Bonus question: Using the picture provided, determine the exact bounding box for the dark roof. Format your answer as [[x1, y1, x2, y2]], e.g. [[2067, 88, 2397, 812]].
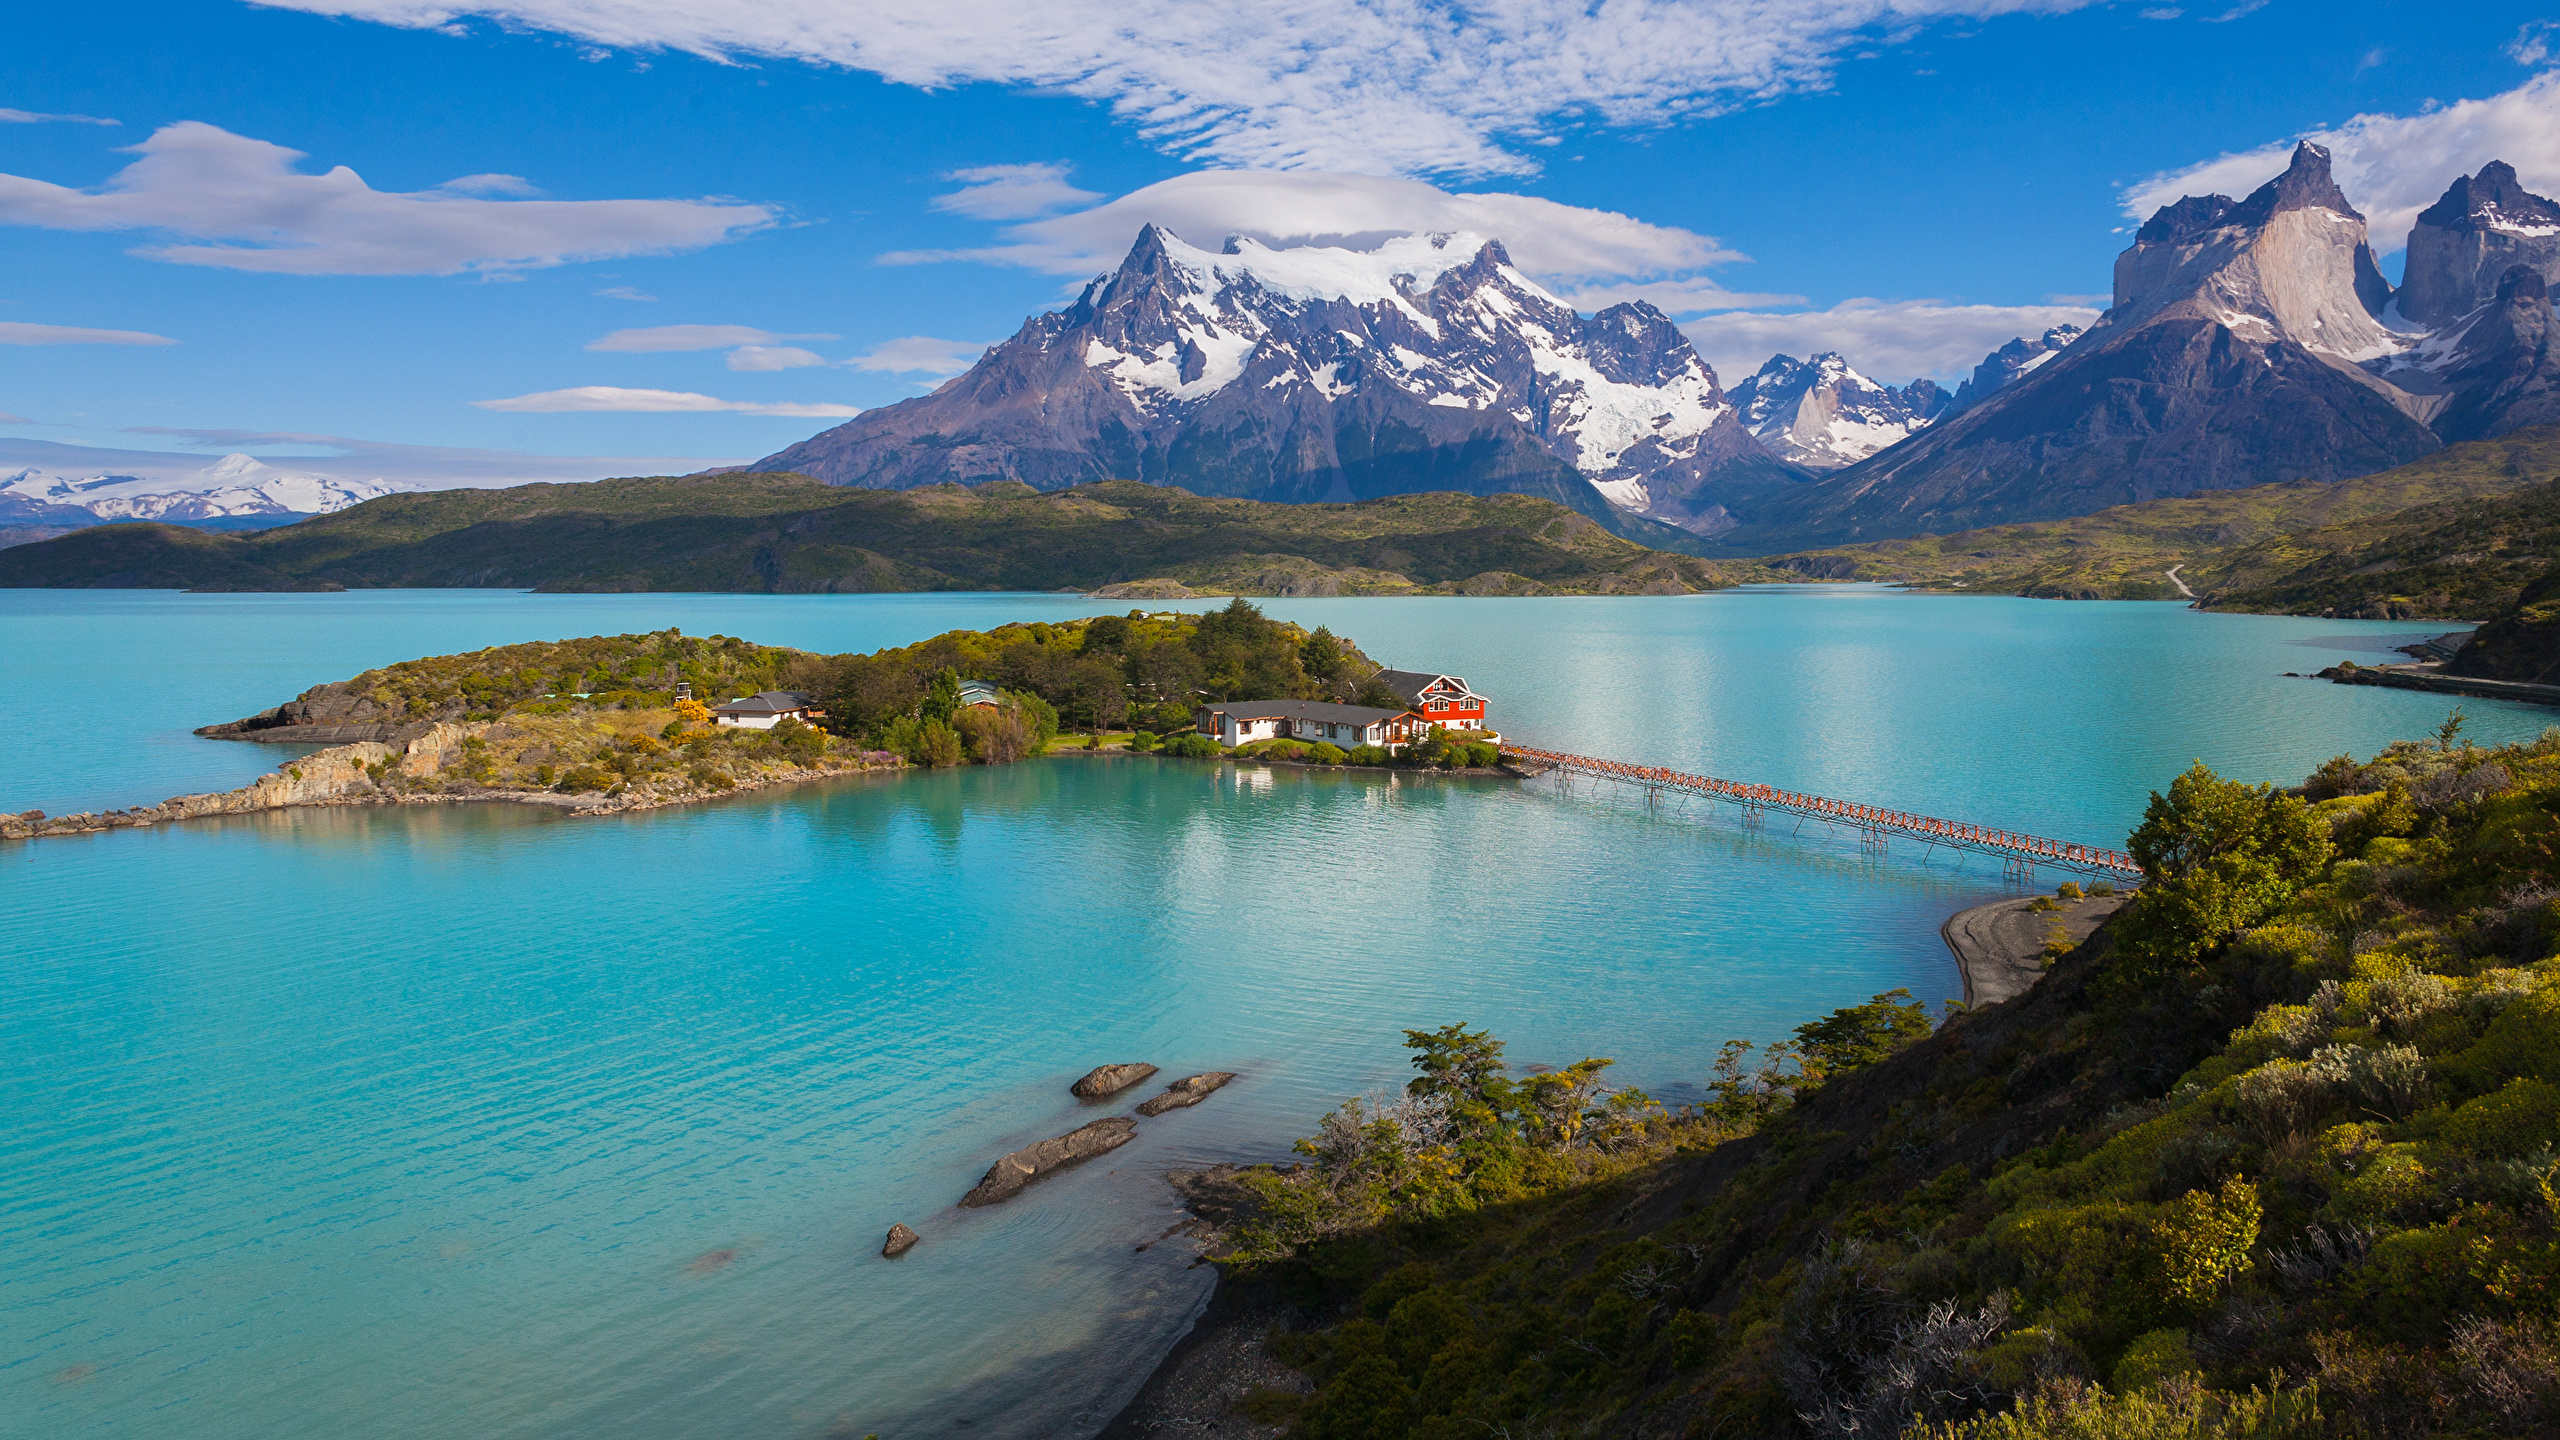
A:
[[1199, 699, 1409, 725], [1373, 669, 1475, 705], [713, 690, 817, 715]]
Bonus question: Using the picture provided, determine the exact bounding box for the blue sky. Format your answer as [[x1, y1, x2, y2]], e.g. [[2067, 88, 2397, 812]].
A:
[[4, 0, 2557, 477]]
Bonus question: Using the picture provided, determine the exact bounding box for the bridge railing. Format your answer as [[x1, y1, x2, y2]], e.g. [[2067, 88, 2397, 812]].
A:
[[1499, 744, 2143, 880]]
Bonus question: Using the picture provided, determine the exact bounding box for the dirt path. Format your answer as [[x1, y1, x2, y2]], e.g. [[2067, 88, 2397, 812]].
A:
[[2164, 564, 2195, 598]]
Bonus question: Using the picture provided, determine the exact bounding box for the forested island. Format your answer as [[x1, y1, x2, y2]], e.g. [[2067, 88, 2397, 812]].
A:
[[0, 601, 1494, 840], [1113, 730, 2560, 1438]]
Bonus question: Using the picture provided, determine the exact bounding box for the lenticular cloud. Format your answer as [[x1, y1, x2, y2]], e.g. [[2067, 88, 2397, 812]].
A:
[[254, 0, 2104, 177], [0, 121, 778, 276]]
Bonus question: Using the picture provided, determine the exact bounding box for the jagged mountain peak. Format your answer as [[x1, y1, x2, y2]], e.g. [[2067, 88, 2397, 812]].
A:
[[1728, 350, 1947, 470], [753, 224, 1795, 543], [2402, 160, 2560, 326], [2416, 160, 2560, 233]]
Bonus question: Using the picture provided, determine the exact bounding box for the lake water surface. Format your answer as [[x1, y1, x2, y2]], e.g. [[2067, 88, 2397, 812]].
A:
[[2, 587, 2545, 1438]]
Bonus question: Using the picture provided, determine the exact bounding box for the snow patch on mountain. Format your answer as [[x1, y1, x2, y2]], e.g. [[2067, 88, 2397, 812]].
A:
[[1727, 353, 1948, 469], [0, 453, 412, 522]]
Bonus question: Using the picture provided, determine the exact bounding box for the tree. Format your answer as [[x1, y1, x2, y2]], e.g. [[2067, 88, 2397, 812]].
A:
[[1791, 989, 1931, 1085], [2438, 706, 2468, 752], [921, 667, 964, 725], [913, 718, 964, 768], [1302, 625, 1346, 681], [2120, 762, 2333, 966], [1403, 1023, 1516, 1140]]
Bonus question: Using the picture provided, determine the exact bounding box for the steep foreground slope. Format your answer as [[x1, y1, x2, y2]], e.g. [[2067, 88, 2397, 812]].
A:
[[0, 473, 1758, 595], [754, 226, 1799, 543], [1119, 738, 2560, 1437]]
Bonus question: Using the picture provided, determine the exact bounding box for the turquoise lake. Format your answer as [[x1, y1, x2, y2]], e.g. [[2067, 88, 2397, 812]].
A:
[[3, 587, 2548, 1438]]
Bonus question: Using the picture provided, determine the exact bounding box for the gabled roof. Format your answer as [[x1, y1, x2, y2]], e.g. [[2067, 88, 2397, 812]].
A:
[[957, 678, 1001, 703], [1199, 699, 1411, 725], [1374, 669, 1476, 705], [713, 691, 817, 715]]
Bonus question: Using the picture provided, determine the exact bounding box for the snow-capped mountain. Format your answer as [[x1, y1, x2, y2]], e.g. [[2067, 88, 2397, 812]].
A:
[[1727, 353, 1949, 469], [0, 453, 408, 526], [755, 225, 1797, 539], [1698, 143, 2560, 553], [1944, 326, 2083, 415]]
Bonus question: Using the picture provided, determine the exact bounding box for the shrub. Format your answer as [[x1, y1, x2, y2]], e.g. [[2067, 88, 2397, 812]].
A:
[[913, 719, 965, 768], [2111, 1328, 2200, 1391], [554, 764, 612, 793], [2238, 1059, 2332, 1140], [1158, 732, 1222, 759], [2117, 763, 2333, 969], [688, 763, 734, 790], [2151, 1178, 2261, 1311], [2445, 1079, 2560, 1157], [1309, 742, 1348, 765], [1345, 744, 1392, 767], [2057, 882, 2083, 900], [954, 705, 1032, 764]]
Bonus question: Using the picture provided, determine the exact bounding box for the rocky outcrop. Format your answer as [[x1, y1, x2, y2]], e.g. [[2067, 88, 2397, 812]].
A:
[[2450, 565, 2560, 685], [1071, 1062, 1159, 1098], [1136, 1072, 1238, 1116], [2399, 162, 2560, 327], [959, 1117, 1138, 1206], [197, 677, 441, 744], [881, 1223, 920, 1258], [2382, 266, 2560, 443], [1728, 353, 1949, 469], [753, 225, 1792, 544]]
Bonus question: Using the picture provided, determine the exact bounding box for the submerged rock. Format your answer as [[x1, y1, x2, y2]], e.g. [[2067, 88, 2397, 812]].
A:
[[961, 1117, 1138, 1207], [1136, 1072, 1238, 1116], [1071, 1062, 1158, 1098], [881, 1223, 919, 1258]]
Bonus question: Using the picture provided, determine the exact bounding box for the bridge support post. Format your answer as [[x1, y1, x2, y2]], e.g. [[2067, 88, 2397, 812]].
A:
[[2004, 856, 2037, 887]]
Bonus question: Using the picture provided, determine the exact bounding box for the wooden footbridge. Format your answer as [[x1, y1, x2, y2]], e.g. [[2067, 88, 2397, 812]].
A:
[[1499, 744, 2143, 882]]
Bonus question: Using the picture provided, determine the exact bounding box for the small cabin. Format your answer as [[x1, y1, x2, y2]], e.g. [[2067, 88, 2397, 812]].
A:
[[1375, 670, 1490, 733], [712, 691, 826, 730]]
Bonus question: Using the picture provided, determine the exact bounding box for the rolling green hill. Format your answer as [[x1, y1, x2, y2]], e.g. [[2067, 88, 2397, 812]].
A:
[[1766, 427, 2560, 612], [0, 473, 1765, 596]]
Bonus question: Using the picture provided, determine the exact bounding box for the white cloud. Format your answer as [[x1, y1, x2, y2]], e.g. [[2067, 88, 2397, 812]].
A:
[[2122, 71, 2560, 252], [586, 323, 837, 352], [255, 0, 2106, 178], [932, 163, 1104, 220], [1681, 298, 2100, 385], [844, 336, 994, 375], [472, 386, 860, 416], [2512, 23, 2558, 67], [0, 321, 176, 345], [86, 428, 741, 485], [885, 169, 1747, 289], [1546, 276, 1806, 316], [0, 108, 118, 126], [0, 121, 778, 276], [593, 285, 657, 301], [727, 345, 828, 370]]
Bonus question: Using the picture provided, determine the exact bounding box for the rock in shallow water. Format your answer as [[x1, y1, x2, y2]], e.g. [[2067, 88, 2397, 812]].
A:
[[1070, 1062, 1158, 1098], [961, 1117, 1138, 1207], [881, 1223, 919, 1258], [1136, 1072, 1237, 1117]]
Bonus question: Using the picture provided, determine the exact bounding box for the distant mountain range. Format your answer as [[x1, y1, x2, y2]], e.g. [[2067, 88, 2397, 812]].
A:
[[1727, 353, 1948, 469], [1690, 145, 2560, 553], [753, 227, 1801, 547], [0, 452, 408, 546]]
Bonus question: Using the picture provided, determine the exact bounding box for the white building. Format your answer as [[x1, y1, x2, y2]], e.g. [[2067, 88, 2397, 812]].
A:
[[712, 691, 826, 730], [1194, 700, 1426, 749]]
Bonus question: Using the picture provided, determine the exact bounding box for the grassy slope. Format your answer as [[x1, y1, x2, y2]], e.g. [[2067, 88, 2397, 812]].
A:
[[1764, 427, 2560, 610], [0, 475, 1768, 595], [1186, 737, 2560, 1438]]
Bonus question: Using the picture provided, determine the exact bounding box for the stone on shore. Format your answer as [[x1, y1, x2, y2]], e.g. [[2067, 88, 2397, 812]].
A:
[[881, 1223, 920, 1258], [961, 1117, 1138, 1207], [1071, 1062, 1158, 1098], [1136, 1072, 1237, 1116]]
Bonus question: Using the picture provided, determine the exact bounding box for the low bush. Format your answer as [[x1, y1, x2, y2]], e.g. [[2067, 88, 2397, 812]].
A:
[[1345, 744, 1392, 767], [554, 764, 611, 793], [1309, 742, 1348, 765], [1158, 732, 1222, 759]]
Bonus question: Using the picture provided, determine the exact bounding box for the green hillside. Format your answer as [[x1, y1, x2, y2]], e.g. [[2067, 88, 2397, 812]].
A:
[[0, 473, 1764, 596], [1138, 734, 2560, 1437], [1766, 427, 2560, 611]]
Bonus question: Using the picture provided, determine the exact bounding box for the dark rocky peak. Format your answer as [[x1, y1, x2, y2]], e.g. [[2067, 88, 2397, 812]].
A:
[[2502, 263, 2550, 304], [2416, 161, 2560, 231], [2132, 144, 2360, 249], [1946, 325, 2083, 415], [2136, 194, 2239, 246], [1576, 300, 1703, 387], [2224, 142, 2362, 227]]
